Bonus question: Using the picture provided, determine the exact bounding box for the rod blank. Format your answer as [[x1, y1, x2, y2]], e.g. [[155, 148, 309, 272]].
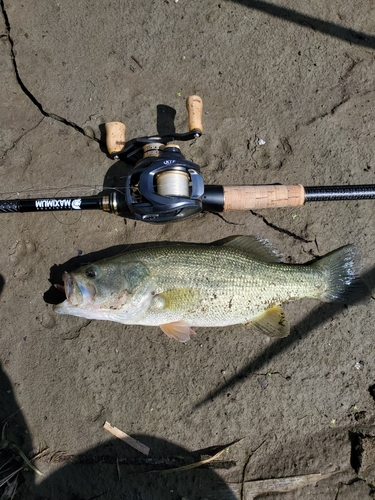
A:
[[0, 197, 104, 213], [2, 184, 375, 219], [304, 185, 375, 201]]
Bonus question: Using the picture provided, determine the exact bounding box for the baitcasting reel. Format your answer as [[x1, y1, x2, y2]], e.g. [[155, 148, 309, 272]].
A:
[[1, 95, 375, 222], [103, 96, 207, 222]]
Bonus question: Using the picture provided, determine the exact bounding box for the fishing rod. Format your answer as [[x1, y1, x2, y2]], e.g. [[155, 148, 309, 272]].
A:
[[1, 95, 375, 223]]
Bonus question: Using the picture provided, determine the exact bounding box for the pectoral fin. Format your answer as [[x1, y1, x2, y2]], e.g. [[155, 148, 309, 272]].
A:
[[160, 321, 196, 343], [246, 305, 289, 338]]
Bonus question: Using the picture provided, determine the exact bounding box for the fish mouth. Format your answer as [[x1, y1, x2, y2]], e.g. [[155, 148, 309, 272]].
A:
[[55, 271, 97, 308], [54, 272, 82, 307], [64, 272, 74, 300], [57, 272, 74, 302]]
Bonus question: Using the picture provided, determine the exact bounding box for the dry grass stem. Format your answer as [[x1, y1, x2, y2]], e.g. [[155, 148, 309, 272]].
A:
[[103, 421, 150, 456]]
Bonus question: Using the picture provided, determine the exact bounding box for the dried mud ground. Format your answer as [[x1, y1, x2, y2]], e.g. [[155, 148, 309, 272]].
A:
[[1, 1, 375, 499]]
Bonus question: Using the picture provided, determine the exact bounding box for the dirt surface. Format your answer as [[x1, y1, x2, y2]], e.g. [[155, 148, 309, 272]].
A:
[[1, 1, 375, 498]]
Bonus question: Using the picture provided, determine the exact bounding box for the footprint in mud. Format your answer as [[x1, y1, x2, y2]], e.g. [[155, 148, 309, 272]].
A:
[[8, 239, 42, 280], [188, 133, 213, 169], [40, 311, 56, 329], [251, 135, 292, 170]]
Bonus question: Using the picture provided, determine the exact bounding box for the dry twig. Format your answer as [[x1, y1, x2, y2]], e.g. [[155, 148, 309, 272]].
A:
[[103, 421, 150, 456]]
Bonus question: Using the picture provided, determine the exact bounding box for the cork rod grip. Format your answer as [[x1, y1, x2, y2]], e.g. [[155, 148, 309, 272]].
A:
[[223, 185, 306, 210], [105, 121, 126, 155], [186, 95, 203, 132]]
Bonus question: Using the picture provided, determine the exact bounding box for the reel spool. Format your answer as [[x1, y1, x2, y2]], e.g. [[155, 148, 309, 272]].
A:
[[156, 170, 190, 198], [154, 144, 190, 198], [122, 143, 204, 222]]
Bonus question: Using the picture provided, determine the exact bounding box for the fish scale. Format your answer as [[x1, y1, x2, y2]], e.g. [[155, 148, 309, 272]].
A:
[[54, 236, 363, 343]]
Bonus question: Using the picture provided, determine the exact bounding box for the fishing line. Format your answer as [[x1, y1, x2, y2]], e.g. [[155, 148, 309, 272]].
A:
[[0, 184, 104, 198], [3, 95, 375, 223], [52, 186, 85, 225]]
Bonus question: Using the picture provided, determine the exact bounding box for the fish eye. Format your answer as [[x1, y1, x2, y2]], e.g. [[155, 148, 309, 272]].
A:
[[85, 266, 98, 279]]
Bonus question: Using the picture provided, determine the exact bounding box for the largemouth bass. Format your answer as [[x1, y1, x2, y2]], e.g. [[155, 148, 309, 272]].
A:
[[54, 236, 363, 342]]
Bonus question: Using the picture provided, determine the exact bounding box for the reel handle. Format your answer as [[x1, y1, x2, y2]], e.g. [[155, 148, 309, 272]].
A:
[[186, 95, 203, 133], [105, 121, 126, 157], [222, 184, 305, 210]]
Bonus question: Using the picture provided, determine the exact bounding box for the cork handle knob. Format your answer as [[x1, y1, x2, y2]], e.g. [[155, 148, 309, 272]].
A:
[[105, 121, 126, 156], [223, 185, 306, 210], [186, 95, 203, 133]]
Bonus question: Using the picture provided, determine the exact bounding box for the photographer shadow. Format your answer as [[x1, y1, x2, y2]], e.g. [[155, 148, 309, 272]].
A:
[[1, 362, 237, 499]]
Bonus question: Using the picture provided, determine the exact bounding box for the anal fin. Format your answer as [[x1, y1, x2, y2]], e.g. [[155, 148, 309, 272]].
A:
[[246, 305, 289, 338], [160, 321, 196, 343]]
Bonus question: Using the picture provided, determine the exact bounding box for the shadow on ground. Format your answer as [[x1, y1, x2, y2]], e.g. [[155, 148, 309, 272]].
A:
[[232, 0, 375, 48], [0, 363, 237, 500], [24, 439, 238, 500], [195, 264, 375, 408]]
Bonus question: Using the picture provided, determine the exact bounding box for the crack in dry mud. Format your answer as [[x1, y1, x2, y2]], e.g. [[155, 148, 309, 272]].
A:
[[240, 439, 268, 500], [302, 86, 375, 130], [249, 210, 312, 243], [62, 320, 92, 340], [2, 117, 45, 156], [211, 210, 313, 244], [348, 430, 375, 495], [210, 212, 244, 225], [0, 0, 99, 143], [304, 97, 351, 127]]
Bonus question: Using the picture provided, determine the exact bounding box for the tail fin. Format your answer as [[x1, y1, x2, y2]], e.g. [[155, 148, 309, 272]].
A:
[[312, 245, 367, 303]]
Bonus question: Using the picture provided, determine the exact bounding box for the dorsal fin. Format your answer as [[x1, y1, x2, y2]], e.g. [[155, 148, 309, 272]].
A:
[[215, 236, 282, 263]]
